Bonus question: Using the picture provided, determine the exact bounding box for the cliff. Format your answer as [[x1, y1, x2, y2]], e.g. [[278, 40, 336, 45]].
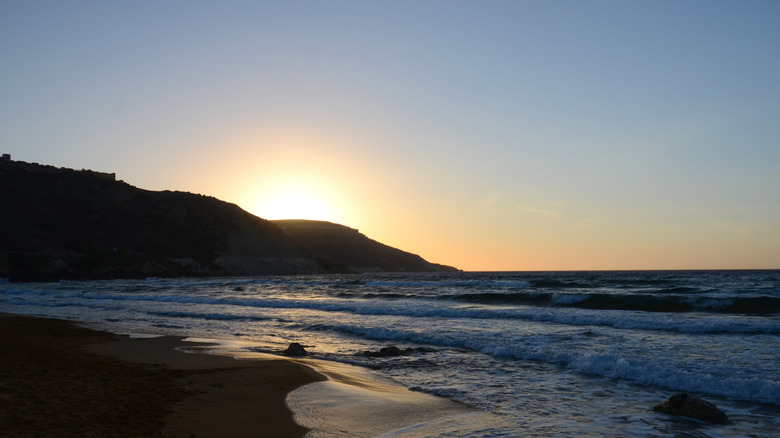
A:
[[0, 158, 456, 281], [273, 220, 458, 273]]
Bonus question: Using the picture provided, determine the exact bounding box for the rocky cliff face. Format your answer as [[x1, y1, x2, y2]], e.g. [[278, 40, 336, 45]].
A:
[[0, 159, 456, 281], [273, 220, 458, 273]]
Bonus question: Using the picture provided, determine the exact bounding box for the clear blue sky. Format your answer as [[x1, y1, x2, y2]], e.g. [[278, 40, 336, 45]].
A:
[[2, 1, 779, 270]]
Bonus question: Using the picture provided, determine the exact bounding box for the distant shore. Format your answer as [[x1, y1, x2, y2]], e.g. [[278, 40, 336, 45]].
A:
[[0, 312, 477, 437]]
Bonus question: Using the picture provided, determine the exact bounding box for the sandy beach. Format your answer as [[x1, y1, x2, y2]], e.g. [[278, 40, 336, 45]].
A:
[[0, 312, 477, 437], [0, 312, 325, 437]]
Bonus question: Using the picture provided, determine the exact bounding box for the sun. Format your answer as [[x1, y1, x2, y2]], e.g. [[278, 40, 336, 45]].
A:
[[256, 190, 335, 221]]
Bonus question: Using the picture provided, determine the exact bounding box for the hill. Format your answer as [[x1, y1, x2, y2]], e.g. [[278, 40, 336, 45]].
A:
[[0, 157, 456, 281], [274, 220, 458, 273]]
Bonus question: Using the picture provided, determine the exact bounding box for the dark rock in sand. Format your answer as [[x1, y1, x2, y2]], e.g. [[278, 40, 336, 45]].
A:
[[283, 342, 308, 357], [653, 393, 728, 424]]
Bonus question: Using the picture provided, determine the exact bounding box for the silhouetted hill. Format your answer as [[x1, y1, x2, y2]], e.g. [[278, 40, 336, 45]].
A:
[[273, 220, 458, 273], [0, 159, 325, 280], [0, 158, 456, 281]]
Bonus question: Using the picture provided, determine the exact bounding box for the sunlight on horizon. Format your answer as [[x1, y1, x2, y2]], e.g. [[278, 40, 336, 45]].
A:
[[255, 190, 335, 221]]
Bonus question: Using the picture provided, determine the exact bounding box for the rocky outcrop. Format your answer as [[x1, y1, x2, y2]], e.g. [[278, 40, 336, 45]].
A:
[[274, 220, 459, 273], [653, 393, 728, 424]]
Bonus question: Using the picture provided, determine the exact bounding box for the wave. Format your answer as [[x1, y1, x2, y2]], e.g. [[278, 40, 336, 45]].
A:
[[528, 280, 594, 289], [446, 291, 780, 314], [365, 279, 533, 289], [3, 288, 778, 335], [319, 323, 780, 405], [568, 352, 780, 404], [146, 310, 267, 321]]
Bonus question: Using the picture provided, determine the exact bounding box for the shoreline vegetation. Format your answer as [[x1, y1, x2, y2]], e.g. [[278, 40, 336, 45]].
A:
[[0, 312, 476, 437]]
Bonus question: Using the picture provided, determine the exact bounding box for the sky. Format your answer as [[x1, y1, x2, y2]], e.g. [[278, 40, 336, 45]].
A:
[[2, 1, 779, 271]]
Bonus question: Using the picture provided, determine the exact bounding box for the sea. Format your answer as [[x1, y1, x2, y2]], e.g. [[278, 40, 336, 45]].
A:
[[2, 270, 779, 437]]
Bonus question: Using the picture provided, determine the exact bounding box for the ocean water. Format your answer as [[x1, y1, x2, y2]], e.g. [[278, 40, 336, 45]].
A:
[[2, 270, 779, 437]]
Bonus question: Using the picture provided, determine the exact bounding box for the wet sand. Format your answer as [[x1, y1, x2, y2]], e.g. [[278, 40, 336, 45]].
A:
[[0, 313, 481, 437], [287, 359, 484, 437]]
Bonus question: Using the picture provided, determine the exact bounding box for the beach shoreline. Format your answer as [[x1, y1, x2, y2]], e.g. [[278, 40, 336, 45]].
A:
[[0, 312, 478, 437], [286, 358, 480, 437], [3, 271, 778, 437]]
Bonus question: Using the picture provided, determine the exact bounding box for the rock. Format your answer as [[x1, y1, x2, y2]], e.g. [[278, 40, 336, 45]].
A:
[[653, 393, 728, 424], [363, 345, 437, 358], [380, 346, 404, 356], [364, 345, 404, 357], [283, 342, 308, 357]]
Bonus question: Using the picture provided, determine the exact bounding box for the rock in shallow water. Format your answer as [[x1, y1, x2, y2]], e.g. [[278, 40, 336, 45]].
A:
[[653, 393, 728, 424], [283, 342, 308, 357], [363, 345, 437, 358]]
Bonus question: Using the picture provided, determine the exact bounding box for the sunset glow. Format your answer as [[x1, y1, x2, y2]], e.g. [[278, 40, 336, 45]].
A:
[[255, 190, 333, 221], [2, 1, 779, 271]]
